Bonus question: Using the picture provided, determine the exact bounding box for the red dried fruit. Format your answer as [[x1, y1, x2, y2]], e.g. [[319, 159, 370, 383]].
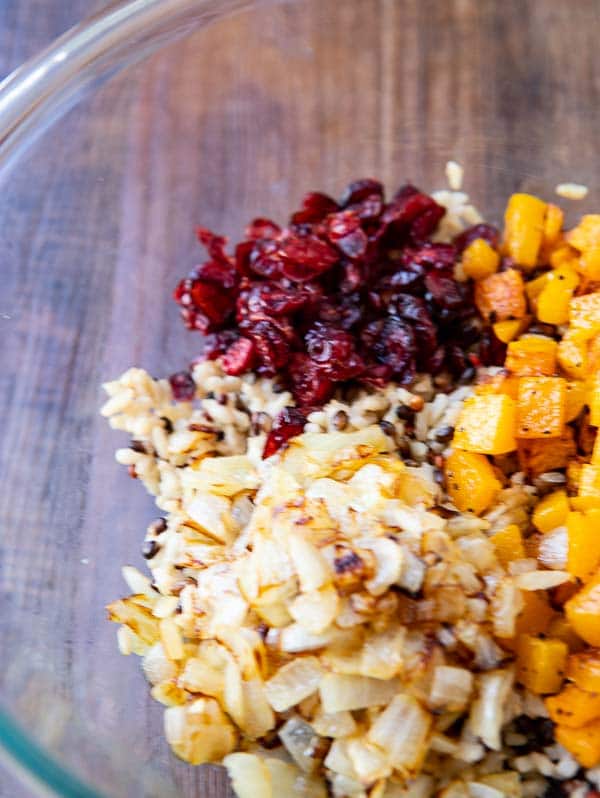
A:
[[221, 337, 255, 375], [174, 179, 494, 405], [453, 223, 500, 254], [169, 371, 196, 401], [291, 192, 339, 225], [263, 407, 307, 458]]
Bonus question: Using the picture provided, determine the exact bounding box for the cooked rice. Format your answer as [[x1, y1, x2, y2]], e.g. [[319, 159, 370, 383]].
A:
[[555, 183, 589, 200]]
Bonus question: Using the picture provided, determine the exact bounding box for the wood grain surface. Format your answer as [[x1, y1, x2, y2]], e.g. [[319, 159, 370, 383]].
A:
[[1, 1, 600, 796]]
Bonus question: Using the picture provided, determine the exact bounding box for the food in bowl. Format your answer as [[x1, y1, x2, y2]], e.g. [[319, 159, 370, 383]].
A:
[[101, 169, 600, 797]]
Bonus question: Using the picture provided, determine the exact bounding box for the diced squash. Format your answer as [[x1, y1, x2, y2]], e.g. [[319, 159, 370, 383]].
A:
[[505, 336, 558, 377], [552, 263, 582, 290], [503, 193, 547, 269], [558, 332, 589, 380], [568, 462, 583, 492], [568, 650, 600, 694], [493, 319, 524, 344], [565, 381, 587, 422], [517, 429, 576, 476], [567, 510, 600, 581], [546, 684, 600, 729], [499, 591, 556, 653], [569, 292, 600, 337], [537, 281, 574, 325], [462, 237, 500, 280], [550, 243, 578, 269], [589, 335, 600, 376], [580, 249, 600, 281], [543, 204, 564, 247], [579, 465, 600, 504], [555, 720, 600, 768], [491, 524, 526, 566], [516, 634, 568, 694], [567, 215, 600, 252], [474, 268, 527, 322], [517, 376, 567, 439], [453, 394, 517, 454], [571, 497, 600, 511], [526, 272, 550, 304], [548, 616, 584, 652], [532, 490, 570, 534], [590, 372, 600, 427], [445, 450, 501, 515], [566, 574, 600, 646]]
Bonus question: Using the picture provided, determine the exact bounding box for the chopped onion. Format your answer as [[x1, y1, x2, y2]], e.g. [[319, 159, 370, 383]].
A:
[[514, 570, 571, 590], [319, 673, 400, 713], [346, 736, 392, 783], [467, 783, 504, 798], [279, 717, 322, 774], [429, 666, 474, 712], [224, 753, 272, 798], [537, 527, 568, 570], [360, 538, 404, 596], [265, 657, 324, 712], [186, 493, 234, 544], [280, 623, 341, 653], [312, 708, 357, 739], [490, 578, 523, 639], [367, 694, 431, 775], [287, 531, 332, 592], [289, 585, 340, 634], [142, 643, 178, 685], [468, 669, 513, 750]]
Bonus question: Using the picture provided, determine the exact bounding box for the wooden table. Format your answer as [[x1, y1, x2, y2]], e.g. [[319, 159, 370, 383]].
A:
[[1, 1, 600, 796]]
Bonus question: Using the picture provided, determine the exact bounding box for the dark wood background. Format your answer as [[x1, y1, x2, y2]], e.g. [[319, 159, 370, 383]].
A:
[[1, 1, 600, 796]]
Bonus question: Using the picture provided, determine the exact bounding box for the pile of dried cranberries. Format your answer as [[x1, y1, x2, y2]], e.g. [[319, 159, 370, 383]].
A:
[[173, 179, 505, 407]]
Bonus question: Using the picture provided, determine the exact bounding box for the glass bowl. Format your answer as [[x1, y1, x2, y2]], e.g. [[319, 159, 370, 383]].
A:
[[0, 1, 599, 795]]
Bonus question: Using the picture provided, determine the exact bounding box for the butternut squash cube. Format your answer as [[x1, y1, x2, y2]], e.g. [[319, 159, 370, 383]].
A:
[[568, 650, 600, 694], [555, 720, 600, 768], [505, 336, 558, 377], [517, 429, 576, 477], [493, 319, 524, 344], [526, 272, 550, 304], [593, 433, 600, 466], [566, 574, 600, 647], [570, 291, 600, 337], [565, 381, 587, 423], [579, 465, 600, 503], [567, 215, 600, 252], [517, 377, 567, 438], [568, 510, 600, 582], [547, 684, 600, 728], [549, 243, 578, 269], [516, 634, 568, 694], [537, 281, 574, 325], [453, 394, 517, 454], [503, 193, 547, 269], [474, 268, 527, 322], [558, 332, 589, 380], [532, 490, 570, 533], [462, 237, 500, 280], [548, 616, 584, 652], [444, 450, 501, 515], [543, 204, 564, 247], [580, 249, 600, 281], [499, 591, 556, 653], [491, 524, 526, 566]]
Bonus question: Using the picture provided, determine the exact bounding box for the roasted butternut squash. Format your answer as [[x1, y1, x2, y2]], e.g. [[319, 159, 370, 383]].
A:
[[566, 574, 600, 647], [569, 291, 600, 337], [567, 510, 600, 582], [517, 429, 576, 477], [474, 269, 527, 322], [516, 634, 568, 694], [554, 720, 600, 768], [453, 394, 517, 454], [568, 650, 600, 694], [462, 237, 500, 280], [532, 490, 570, 534], [444, 450, 501, 515], [516, 377, 567, 439], [503, 193, 547, 269], [546, 684, 600, 728], [505, 336, 557, 377], [491, 524, 526, 566]]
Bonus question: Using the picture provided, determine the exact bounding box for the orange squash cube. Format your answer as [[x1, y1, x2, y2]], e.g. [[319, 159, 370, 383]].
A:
[[532, 490, 570, 533], [590, 372, 600, 427], [558, 332, 589, 380], [491, 524, 526, 566], [555, 720, 600, 768], [543, 204, 564, 247], [474, 269, 527, 322], [548, 616, 584, 652], [499, 591, 556, 653], [569, 291, 600, 337], [453, 394, 517, 454], [568, 510, 600, 582], [565, 381, 587, 423], [493, 319, 524, 344], [516, 634, 568, 694], [568, 650, 600, 694], [462, 237, 500, 280], [517, 430, 576, 477], [567, 214, 600, 252], [505, 336, 558, 377], [537, 281, 574, 325], [517, 377, 567, 439], [503, 193, 547, 269], [593, 434, 600, 466], [444, 450, 501, 515], [547, 684, 600, 728], [566, 574, 600, 647]]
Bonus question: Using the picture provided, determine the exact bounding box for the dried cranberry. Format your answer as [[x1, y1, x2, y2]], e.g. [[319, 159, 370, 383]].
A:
[[453, 223, 500, 253], [362, 317, 415, 376], [245, 218, 281, 240], [263, 407, 307, 458], [245, 319, 291, 376], [401, 243, 456, 271], [359, 362, 394, 387], [279, 234, 339, 282], [288, 353, 335, 406], [193, 259, 238, 289], [169, 371, 196, 401], [340, 178, 384, 207], [410, 203, 446, 241], [237, 282, 311, 320], [248, 238, 283, 279], [478, 328, 507, 367], [347, 194, 383, 220], [200, 330, 240, 360], [221, 337, 255, 375], [326, 211, 368, 259], [305, 323, 365, 380], [425, 271, 468, 310], [291, 192, 339, 225], [196, 227, 231, 265]]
